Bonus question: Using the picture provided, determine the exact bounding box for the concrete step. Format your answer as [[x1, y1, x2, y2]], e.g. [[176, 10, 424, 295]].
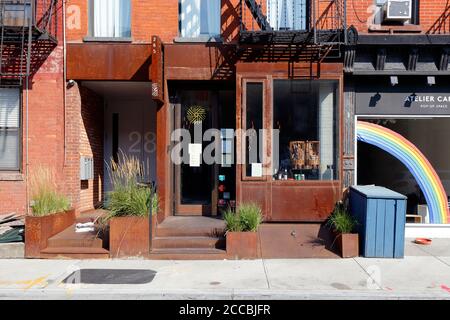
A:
[[40, 246, 110, 259], [0, 242, 24, 259], [152, 236, 225, 249], [47, 224, 104, 248], [149, 248, 227, 260]]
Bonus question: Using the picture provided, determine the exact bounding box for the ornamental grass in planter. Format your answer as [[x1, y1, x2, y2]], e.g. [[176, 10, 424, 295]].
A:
[[224, 203, 262, 259], [328, 202, 359, 258], [25, 166, 73, 258], [105, 154, 158, 258]]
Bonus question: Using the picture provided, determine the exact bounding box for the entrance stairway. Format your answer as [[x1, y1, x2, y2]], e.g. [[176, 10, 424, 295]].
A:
[[149, 216, 227, 260], [40, 211, 109, 259]]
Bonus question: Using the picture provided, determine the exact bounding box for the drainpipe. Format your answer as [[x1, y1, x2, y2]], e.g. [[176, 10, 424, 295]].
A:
[[63, 0, 67, 166], [24, 1, 34, 215]]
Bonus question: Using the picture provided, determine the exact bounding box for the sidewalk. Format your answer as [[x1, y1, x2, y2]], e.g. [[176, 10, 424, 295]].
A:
[[0, 239, 449, 300]]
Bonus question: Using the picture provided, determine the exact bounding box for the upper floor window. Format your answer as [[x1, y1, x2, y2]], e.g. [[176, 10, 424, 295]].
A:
[[0, 88, 21, 171], [179, 0, 221, 38], [267, 0, 308, 31], [89, 0, 131, 38]]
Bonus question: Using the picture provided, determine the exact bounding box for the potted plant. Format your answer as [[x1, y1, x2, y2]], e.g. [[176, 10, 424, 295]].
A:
[[105, 154, 158, 258], [25, 166, 74, 258], [225, 202, 262, 259], [328, 202, 359, 258]]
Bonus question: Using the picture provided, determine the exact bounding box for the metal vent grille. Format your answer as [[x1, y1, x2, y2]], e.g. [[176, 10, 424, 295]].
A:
[[80, 156, 94, 180]]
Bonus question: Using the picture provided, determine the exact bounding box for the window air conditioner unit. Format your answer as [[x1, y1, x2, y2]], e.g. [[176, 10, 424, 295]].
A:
[[383, 0, 412, 21]]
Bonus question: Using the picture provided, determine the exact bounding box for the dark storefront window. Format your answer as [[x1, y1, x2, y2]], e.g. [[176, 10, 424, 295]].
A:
[[273, 80, 339, 181], [244, 82, 264, 178]]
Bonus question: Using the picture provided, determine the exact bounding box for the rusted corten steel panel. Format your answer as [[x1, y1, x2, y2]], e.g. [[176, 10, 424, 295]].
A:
[[226, 232, 260, 260], [235, 62, 344, 222], [25, 210, 76, 258], [271, 183, 342, 221], [257, 223, 340, 258], [164, 43, 237, 80], [109, 216, 152, 258], [67, 43, 152, 81], [151, 36, 164, 103], [156, 88, 170, 222], [236, 61, 343, 76]]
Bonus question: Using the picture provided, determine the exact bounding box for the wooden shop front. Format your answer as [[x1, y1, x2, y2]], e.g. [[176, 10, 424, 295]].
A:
[[236, 62, 344, 222], [162, 44, 344, 222]]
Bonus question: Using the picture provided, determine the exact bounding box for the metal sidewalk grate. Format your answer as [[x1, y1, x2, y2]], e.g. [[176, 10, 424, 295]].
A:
[[63, 269, 157, 285]]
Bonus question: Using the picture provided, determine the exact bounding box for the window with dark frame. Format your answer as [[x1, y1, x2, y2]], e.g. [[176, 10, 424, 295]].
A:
[[0, 88, 21, 171], [244, 82, 264, 178], [88, 0, 131, 38]]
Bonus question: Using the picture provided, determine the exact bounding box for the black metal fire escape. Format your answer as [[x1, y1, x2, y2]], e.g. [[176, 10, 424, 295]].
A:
[[239, 0, 350, 78], [0, 0, 58, 86]]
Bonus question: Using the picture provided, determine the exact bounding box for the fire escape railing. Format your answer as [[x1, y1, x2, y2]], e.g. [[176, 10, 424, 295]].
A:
[[0, 0, 58, 85], [312, 0, 347, 45], [240, 0, 273, 32], [239, 0, 348, 46]]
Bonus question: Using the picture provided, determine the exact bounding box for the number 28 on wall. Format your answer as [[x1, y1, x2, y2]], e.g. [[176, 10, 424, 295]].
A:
[[128, 131, 156, 154]]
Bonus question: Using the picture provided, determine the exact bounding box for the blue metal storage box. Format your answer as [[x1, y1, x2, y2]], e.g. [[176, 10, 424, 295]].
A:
[[349, 186, 407, 258]]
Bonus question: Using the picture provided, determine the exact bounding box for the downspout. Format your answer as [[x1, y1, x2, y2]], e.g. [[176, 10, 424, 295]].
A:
[[63, 0, 67, 166], [24, 1, 33, 215]]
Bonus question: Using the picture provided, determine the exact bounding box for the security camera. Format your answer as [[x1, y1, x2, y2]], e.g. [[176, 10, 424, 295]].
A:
[[67, 79, 76, 88]]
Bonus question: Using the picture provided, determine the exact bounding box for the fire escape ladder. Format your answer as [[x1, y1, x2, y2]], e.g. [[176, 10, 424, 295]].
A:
[[312, 0, 347, 60], [0, 0, 32, 86], [242, 0, 272, 31], [239, 0, 348, 78], [0, 0, 58, 86]]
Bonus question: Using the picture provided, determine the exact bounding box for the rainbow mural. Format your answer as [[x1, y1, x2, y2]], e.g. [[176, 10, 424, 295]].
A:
[[357, 121, 449, 224]]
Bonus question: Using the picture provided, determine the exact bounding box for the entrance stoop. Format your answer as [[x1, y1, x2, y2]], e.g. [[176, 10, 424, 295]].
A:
[[150, 216, 227, 260], [40, 210, 109, 259]]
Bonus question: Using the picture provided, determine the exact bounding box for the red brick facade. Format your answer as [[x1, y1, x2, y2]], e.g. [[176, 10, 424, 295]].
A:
[[66, 0, 179, 43], [1, 0, 449, 215], [347, 0, 450, 34], [0, 45, 65, 215], [65, 83, 104, 213]]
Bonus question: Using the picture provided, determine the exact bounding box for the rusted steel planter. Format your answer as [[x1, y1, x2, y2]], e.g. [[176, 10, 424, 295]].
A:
[[336, 233, 359, 258], [109, 215, 157, 258], [24, 210, 76, 258], [226, 231, 259, 260]]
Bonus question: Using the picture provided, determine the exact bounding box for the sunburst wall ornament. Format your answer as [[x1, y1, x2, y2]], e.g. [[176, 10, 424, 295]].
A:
[[186, 105, 207, 124]]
